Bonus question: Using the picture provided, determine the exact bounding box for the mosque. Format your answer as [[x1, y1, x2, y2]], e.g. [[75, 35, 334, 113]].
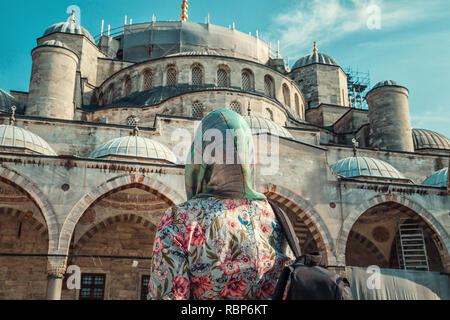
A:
[[0, 2, 449, 300]]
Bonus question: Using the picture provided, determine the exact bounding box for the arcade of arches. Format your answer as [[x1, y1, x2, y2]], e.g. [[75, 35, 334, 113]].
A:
[[1, 177, 448, 299]]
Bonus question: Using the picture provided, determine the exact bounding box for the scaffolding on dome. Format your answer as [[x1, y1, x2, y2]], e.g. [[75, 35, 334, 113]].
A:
[[345, 67, 371, 110]]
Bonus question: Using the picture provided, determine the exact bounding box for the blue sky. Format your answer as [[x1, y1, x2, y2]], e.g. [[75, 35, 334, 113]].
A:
[[0, 0, 449, 136]]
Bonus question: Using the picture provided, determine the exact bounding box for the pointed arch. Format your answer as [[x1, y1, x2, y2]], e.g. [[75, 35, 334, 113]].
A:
[[336, 193, 449, 268], [0, 166, 59, 253], [261, 183, 335, 265], [74, 213, 158, 249], [58, 174, 185, 256]]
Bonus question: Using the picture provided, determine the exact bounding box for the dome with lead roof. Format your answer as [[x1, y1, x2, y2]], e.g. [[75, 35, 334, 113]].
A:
[[89, 135, 178, 164], [244, 115, 293, 139], [330, 156, 407, 180], [412, 129, 450, 150], [43, 22, 95, 43], [0, 124, 57, 156], [422, 168, 448, 187], [292, 42, 339, 70], [0, 89, 22, 113]]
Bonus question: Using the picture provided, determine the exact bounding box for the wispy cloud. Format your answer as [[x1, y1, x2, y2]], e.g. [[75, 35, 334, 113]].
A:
[[265, 0, 448, 59]]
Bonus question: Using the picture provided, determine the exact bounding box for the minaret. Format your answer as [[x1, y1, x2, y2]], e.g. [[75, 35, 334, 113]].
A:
[[181, 0, 188, 22]]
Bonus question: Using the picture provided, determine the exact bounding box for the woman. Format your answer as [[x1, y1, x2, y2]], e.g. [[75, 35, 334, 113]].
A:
[[148, 109, 294, 300]]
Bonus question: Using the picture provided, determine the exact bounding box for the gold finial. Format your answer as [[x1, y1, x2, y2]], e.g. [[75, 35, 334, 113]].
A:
[[9, 106, 16, 126], [181, 0, 188, 22], [70, 9, 76, 24], [313, 41, 318, 54]]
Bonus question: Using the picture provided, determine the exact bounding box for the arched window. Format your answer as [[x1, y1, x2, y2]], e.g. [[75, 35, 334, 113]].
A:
[[264, 108, 274, 121], [166, 66, 177, 86], [229, 101, 242, 114], [242, 69, 254, 91], [192, 101, 204, 119], [107, 84, 114, 104], [191, 65, 203, 86], [264, 75, 275, 98], [295, 94, 300, 116], [98, 92, 104, 106], [143, 69, 153, 91], [124, 76, 132, 97], [217, 68, 230, 87], [282, 84, 291, 107], [126, 115, 137, 126]]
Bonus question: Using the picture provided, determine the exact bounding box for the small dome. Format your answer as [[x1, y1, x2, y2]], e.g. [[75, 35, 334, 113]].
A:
[[0, 89, 20, 113], [422, 168, 448, 187], [292, 52, 339, 70], [371, 80, 403, 90], [412, 129, 450, 150], [0, 125, 57, 156], [43, 22, 95, 43], [244, 115, 293, 139], [330, 156, 406, 180], [39, 39, 70, 49], [89, 135, 178, 164]]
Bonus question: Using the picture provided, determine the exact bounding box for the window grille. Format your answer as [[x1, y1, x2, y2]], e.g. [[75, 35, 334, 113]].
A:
[[79, 274, 106, 300], [141, 275, 150, 300], [264, 76, 275, 98], [167, 67, 177, 86], [242, 71, 253, 91], [229, 102, 242, 114], [127, 115, 137, 127], [192, 66, 203, 85], [143, 70, 153, 90], [217, 69, 229, 87], [192, 101, 204, 119]]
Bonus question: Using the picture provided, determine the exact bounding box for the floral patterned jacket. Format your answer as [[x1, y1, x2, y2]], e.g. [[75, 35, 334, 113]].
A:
[[148, 197, 294, 300]]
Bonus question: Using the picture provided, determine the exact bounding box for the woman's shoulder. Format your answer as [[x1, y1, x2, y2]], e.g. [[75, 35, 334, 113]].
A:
[[167, 197, 271, 219]]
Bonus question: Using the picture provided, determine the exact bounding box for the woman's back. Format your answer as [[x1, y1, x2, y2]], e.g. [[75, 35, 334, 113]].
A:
[[149, 197, 293, 300]]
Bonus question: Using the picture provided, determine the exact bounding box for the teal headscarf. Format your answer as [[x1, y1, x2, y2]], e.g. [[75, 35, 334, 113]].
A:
[[185, 109, 266, 201]]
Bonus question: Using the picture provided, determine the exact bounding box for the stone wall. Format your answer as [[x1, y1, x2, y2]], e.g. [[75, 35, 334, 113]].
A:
[[94, 55, 305, 122], [0, 213, 48, 300], [61, 220, 154, 300], [27, 46, 79, 120]]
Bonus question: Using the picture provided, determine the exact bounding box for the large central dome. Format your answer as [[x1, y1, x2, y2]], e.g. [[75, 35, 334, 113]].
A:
[[120, 21, 270, 63]]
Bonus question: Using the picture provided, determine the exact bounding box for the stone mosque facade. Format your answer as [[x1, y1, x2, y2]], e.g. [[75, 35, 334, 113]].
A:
[[0, 10, 449, 300]]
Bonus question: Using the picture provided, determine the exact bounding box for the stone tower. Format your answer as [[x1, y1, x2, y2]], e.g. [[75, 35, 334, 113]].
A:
[[366, 80, 415, 152], [26, 40, 79, 120], [289, 42, 349, 109]]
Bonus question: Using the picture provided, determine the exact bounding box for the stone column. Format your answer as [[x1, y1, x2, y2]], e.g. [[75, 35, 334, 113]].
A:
[[46, 258, 67, 300]]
